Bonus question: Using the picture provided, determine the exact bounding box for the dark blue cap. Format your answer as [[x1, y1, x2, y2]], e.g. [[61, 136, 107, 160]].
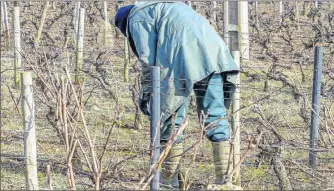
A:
[[114, 5, 135, 37]]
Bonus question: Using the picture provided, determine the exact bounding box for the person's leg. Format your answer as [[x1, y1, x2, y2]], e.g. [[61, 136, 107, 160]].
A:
[[194, 74, 229, 141], [194, 73, 230, 184], [160, 99, 189, 189], [161, 98, 189, 143]]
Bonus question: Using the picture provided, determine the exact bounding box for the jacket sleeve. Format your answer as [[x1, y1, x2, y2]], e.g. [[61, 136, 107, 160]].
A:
[[129, 21, 157, 101]]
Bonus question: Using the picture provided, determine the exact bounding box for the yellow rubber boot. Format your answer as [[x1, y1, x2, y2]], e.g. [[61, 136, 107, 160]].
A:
[[160, 142, 183, 190], [212, 141, 230, 184], [209, 141, 243, 190]]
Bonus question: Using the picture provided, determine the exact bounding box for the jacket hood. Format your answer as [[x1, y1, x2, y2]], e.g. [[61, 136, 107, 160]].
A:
[[114, 4, 134, 37]]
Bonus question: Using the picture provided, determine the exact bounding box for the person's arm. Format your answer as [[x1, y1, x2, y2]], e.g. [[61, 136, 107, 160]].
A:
[[129, 21, 157, 115], [129, 21, 157, 101]]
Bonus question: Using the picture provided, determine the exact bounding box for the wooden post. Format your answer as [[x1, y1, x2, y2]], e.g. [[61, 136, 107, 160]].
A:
[[186, 1, 192, 8], [1, 2, 2, 23], [295, 2, 300, 30], [213, 1, 217, 23], [227, 1, 238, 51], [279, 1, 283, 24], [73, 2, 80, 46], [225, 4, 242, 185], [34, 1, 49, 46], [1, 1, 10, 50], [124, 37, 129, 82], [103, 1, 108, 46], [21, 72, 38, 190], [238, 1, 250, 60], [75, 7, 85, 84], [231, 51, 241, 186], [13, 5, 22, 88], [103, 1, 113, 47], [225, 1, 248, 58], [279, 1, 283, 14], [114, 2, 121, 39], [47, 165, 53, 190], [1, 1, 4, 32], [23, 1, 28, 12], [302, 2, 310, 16], [223, 1, 229, 44], [61, 76, 69, 154], [255, 1, 259, 26]]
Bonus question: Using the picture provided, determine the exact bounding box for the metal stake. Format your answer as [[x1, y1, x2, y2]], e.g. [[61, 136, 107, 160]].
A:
[[309, 47, 323, 169], [150, 66, 161, 190]]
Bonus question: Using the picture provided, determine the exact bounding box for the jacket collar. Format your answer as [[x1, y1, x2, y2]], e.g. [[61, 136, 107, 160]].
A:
[[126, 1, 177, 37]]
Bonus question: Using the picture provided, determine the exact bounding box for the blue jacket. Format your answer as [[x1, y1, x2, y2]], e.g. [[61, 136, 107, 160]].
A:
[[127, 1, 239, 123]]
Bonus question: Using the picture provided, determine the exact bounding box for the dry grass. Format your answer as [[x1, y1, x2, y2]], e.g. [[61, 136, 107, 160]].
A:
[[1, 1, 333, 190]]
